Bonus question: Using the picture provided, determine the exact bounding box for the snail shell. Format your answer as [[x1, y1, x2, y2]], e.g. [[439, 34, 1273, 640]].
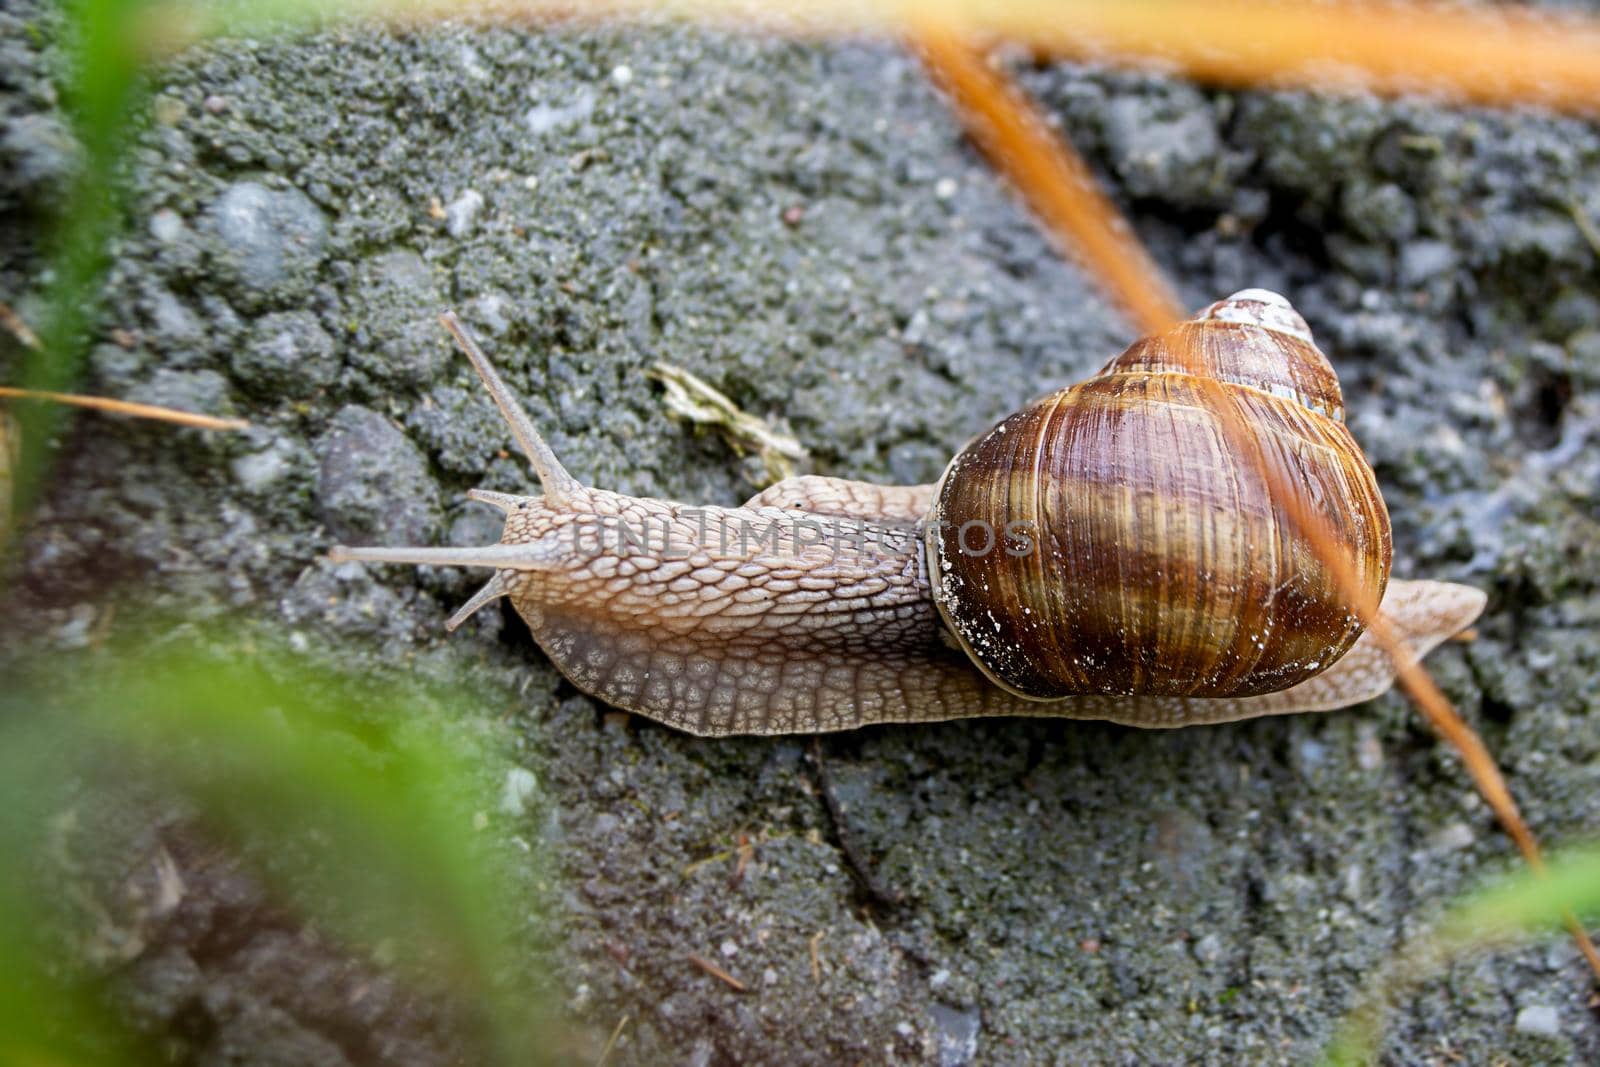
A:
[[927, 289, 1392, 700]]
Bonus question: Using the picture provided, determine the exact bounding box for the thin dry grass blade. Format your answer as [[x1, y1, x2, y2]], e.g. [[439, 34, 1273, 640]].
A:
[[979, 0, 1600, 114], [0, 411, 16, 546], [0, 387, 249, 431], [146, 2, 1600, 115], [687, 952, 748, 991], [916, 30, 1184, 335]]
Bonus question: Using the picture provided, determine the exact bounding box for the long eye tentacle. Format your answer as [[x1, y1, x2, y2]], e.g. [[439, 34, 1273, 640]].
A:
[[327, 542, 551, 570], [329, 319, 573, 631], [466, 488, 530, 512], [438, 310, 581, 505], [446, 570, 513, 632], [326, 542, 543, 631]]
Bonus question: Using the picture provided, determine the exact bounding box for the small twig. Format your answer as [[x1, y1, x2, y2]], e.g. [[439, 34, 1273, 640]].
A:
[[808, 930, 824, 983], [687, 952, 748, 992], [594, 1012, 629, 1067], [0, 387, 249, 431], [732, 831, 753, 888], [808, 737, 905, 909]]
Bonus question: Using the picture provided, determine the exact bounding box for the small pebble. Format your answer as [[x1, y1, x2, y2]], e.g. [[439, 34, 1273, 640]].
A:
[[1102, 92, 1222, 207], [467, 293, 511, 336], [525, 88, 595, 135], [207, 180, 328, 298], [149, 208, 184, 243], [611, 64, 633, 85], [1341, 179, 1417, 243], [500, 767, 538, 816], [449, 507, 505, 561], [231, 440, 293, 493], [348, 250, 449, 387], [153, 95, 185, 126], [1398, 239, 1458, 288], [444, 188, 485, 238], [148, 289, 203, 350], [455, 43, 490, 82], [569, 982, 591, 1013], [1340, 863, 1364, 903], [928, 1003, 981, 1067], [1429, 821, 1475, 853], [0, 113, 82, 208], [1514, 1004, 1560, 1037], [236, 309, 338, 396], [314, 405, 439, 545]]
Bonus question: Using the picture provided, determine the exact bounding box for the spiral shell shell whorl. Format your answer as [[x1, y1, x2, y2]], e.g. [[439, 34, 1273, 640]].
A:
[[927, 289, 1392, 700]]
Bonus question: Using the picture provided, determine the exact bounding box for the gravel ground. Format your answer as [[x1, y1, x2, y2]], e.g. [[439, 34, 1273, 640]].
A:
[[4, 4, 1600, 1064]]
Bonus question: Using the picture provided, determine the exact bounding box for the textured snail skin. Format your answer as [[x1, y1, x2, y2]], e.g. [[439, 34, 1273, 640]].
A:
[[928, 291, 1392, 700], [329, 297, 1484, 737]]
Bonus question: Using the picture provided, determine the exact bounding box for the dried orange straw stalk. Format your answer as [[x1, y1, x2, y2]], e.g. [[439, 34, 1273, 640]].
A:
[[978, 0, 1600, 114], [0, 387, 249, 432], [918, 32, 1600, 979], [148, 2, 1600, 117], [917, 29, 1183, 335]]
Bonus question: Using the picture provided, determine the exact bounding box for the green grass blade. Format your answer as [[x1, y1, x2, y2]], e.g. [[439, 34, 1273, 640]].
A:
[[1321, 846, 1600, 1065]]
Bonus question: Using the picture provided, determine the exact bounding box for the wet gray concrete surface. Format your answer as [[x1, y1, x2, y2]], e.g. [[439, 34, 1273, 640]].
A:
[[4, 4, 1600, 1063]]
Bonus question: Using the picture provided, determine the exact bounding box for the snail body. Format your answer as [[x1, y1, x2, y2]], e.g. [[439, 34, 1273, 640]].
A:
[[329, 293, 1485, 737]]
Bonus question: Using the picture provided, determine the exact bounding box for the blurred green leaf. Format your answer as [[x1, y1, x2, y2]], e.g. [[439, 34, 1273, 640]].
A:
[[0, 629, 550, 1065], [1436, 851, 1600, 946]]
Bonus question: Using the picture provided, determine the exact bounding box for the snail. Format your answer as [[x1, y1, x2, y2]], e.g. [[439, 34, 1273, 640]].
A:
[[329, 289, 1486, 736]]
